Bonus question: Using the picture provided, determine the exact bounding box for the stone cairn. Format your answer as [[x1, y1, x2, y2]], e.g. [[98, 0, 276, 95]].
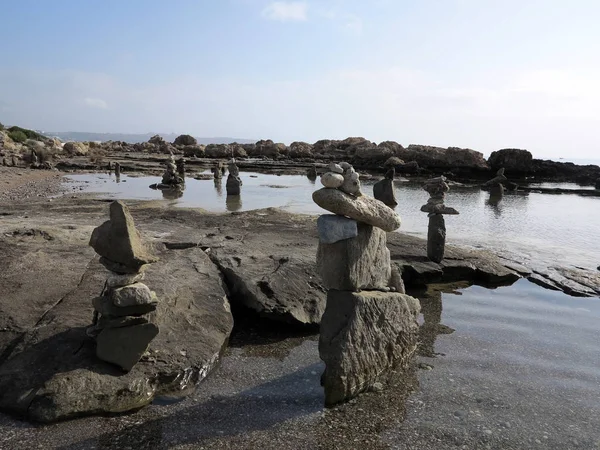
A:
[[213, 161, 223, 180], [313, 162, 420, 406], [87, 201, 160, 372], [420, 176, 459, 264], [161, 155, 184, 186], [176, 157, 186, 181], [484, 168, 507, 202], [226, 158, 242, 196], [306, 164, 318, 180], [373, 167, 398, 207], [114, 162, 121, 178]]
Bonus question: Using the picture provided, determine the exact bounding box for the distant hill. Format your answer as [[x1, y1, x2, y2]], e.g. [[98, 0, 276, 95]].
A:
[[40, 131, 256, 145]]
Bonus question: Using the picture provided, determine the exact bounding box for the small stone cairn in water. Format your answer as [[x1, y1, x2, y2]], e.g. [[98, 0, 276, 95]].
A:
[[420, 176, 459, 264], [484, 168, 507, 202], [161, 155, 184, 186], [213, 161, 224, 180], [88, 201, 160, 372], [373, 167, 398, 207], [313, 162, 420, 406], [226, 158, 242, 196]]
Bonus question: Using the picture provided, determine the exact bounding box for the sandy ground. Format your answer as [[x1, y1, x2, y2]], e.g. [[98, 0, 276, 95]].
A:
[[0, 167, 64, 201]]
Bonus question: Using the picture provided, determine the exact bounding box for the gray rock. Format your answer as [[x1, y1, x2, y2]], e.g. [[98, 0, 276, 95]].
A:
[[427, 214, 446, 263], [373, 178, 397, 207], [100, 257, 147, 275], [106, 272, 145, 288], [312, 188, 402, 232], [317, 214, 358, 244], [89, 201, 157, 272], [97, 313, 153, 329], [320, 172, 344, 188], [317, 222, 391, 291], [93, 296, 157, 317], [319, 290, 420, 406], [226, 174, 242, 196], [340, 168, 362, 196], [328, 163, 344, 174], [96, 323, 159, 372], [110, 282, 158, 307]]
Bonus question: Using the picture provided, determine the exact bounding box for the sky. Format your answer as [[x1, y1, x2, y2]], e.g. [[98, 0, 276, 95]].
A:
[[0, 0, 599, 158]]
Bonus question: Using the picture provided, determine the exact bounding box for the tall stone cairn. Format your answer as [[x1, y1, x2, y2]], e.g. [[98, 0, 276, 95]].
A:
[[420, 176, 459, 264], [88, 201, 160, 372], [226, 158, 242, 196], [313, 162, 421, 406], [373, 167, 398, 207], [484, 167, 507, 202]]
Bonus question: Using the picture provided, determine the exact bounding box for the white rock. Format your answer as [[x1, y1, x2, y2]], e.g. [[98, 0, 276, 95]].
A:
[[328, 163, 344, 174], [320, 172, 344, 189]]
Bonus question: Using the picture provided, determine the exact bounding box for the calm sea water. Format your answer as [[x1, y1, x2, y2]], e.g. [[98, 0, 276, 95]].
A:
[[64, 172, 600, 269]]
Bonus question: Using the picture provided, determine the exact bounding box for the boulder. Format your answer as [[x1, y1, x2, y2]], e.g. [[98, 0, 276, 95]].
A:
[[317, 222, 391, 291], [89, 201, 158, 271], [427, 214, 446, 263], [398, 145, 488, 171], [63, 141, 89, 156], [230, 144, 248, 158], [316, 215, 358, 244], [173, 134, 197, 146], [252, 140, 288, 159], [321, 172, 344, 188], [148, 135, 166, 145], [289, 141, 314, 159], [384, 156, 405, 167], [319, 290, 420, 406], [183, 145, 205, 157], [488, 148, 533, 172], [354, 141, 402, 164], [312, 188, 402, 232], [373, 172, 397, 207], [205, 144, 232, 158]]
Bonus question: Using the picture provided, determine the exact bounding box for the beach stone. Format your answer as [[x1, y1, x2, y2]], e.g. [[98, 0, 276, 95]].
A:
[[96, 323, 159, 372], [313, 188, 402, 232], [226, 174, 242, 196], [340, 168, 362, 196], [317, 214, 358, 244], [317, 222, 391, 291], [373, 177, 397, 207], [420, 203, 460, 215], [319, 290, 420, 406], [100, 257, 147, 275], [489, 183, 505, 200], [89, 201, 157, 272], [93, 296, 157, 317], [97, 314, 152, 329], [427, 214, 446, 263], [320, 172, 344, 189], [328, 163, 344, 174], [106, 272, 145, 289], [110, 283, 158, 307]]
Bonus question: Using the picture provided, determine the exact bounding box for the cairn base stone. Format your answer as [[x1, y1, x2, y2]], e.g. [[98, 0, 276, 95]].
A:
[[317, 214, 358, 244], [96, 323, 159, 372], [427, 214, 446, 263], [106, 272, 145, 288], [373, 178, 397, 207], [226, 175, 242, 196], [110, 283, 158, 307], [93, 296, 157, 317], [317, 222, 391, 291], [319, 290, 420, 406]]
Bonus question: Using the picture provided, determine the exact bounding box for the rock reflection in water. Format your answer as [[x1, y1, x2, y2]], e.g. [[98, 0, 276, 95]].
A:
[[161, 186, 185, 200], [213, 178, 223, 197], [226, 194, 242, 212]]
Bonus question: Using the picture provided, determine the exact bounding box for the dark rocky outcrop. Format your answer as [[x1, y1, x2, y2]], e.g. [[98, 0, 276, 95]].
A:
[[488, 148, 533, 172], [398, 145, 489, 172], [289, 141, 314, 159], [173, 134, 197, 146]]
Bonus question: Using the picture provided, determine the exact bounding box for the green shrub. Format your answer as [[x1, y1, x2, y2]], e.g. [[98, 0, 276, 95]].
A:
[[0, 122, 4, 131], [7, 126, 45, 141], [8, 130, 27, 143]]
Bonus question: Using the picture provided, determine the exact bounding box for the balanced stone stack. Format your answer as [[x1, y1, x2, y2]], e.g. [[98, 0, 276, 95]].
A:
[[213, 161, 223, 180], [484, 167, 507, 202], [420, 176, 459, 264], [161, 156, 184, 186], [373, 167, 398, 207], [88, 201, 160, 372], [226, 158, 242, 196], [313, 162, 420, 406]]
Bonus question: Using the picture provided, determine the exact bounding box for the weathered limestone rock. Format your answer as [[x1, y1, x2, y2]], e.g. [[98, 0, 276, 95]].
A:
[[313, 188, 402, 232], [319, 290, 420, 406], [373, 168, 397, 207], [317, 214, 358, 244], [110, 283, 158, 307], [89, 201, 158, 272], [317, 222, 391, 291], [92, 296, 157, 317], [176, 157, 186, 180], [226, 174, 242, 196], [484, 168, 508, 203], [107, 272, 145, 288], [427, 214, 446, 264], [340, 167, 362, 196], [96, 323, 160, 372], [321, 172, 344, 189]]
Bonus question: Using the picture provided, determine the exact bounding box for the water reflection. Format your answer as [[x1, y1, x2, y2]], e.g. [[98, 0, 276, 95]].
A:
[[213, 178, 223, 197], [226, 195, 242, 212], [161, 186, 185, 200]]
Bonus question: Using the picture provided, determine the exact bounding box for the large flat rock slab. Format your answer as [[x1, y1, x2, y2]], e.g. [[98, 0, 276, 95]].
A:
[[0, 241, 233, 422]]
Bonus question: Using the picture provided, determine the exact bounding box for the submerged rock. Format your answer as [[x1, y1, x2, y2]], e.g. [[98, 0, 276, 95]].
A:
[[319, 290, 420, 406]]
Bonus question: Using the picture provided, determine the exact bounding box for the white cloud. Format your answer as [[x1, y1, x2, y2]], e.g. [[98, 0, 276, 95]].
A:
[[261, 1, 308, 22], [83, 97, 108, 109]]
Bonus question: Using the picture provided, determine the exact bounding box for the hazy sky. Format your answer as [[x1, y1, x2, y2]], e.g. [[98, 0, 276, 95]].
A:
[[1, 0, 599, 158]]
